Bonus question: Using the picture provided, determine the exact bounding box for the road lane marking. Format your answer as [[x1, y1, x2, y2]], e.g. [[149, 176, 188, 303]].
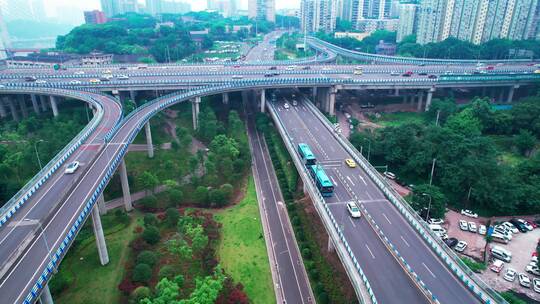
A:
[[401, 236, 410, 247], [346, 176, 355, 186], [358, 175, 367, 185], [365, 244, 375, 259], [330, 176, 337, 186], [422, 263, 437, 278], [382, 213, 392, 225], [348, 216, 357, 228]]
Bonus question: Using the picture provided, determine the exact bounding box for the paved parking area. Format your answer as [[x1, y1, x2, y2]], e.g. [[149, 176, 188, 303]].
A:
[[480, 229, 540, 301], [444, 210, 487, 260]]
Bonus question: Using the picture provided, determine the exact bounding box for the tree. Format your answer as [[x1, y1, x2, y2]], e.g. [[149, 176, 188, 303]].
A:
[[137, 250, 158, 267], [410, 184, 447, 219], [142, 226, 161, 245], [165, 208, 180, 227], [139, 171, 160, 194], [514, 129, 536, 157], [194, 186, 209, 205], [132, 263, 152, 283], [426, 98, 457, 125], [131, 286, 152, 303], [167, 237, 193, 259], [144, 213, 158, 227]]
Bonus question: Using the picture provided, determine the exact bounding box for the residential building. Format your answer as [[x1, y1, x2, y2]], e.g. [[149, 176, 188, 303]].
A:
[[334, 31, 370, 40], [0, 7, 8, 60], [100, 0, 138, 17], [84, 10, 107, 24], [415, 0, 447, 44], [161, 1, 191, 14], [375, 40, 397, 55], [146, 0, 162, 15], [300, 0, 337, 33], [396, 3, 417, 42], [248, 0, 276, 22], [2, 0, 45, 21]]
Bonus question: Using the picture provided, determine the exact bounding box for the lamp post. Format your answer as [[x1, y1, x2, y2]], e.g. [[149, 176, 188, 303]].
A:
[[34, 140, 45, 171], [423, 193, 432, 221]]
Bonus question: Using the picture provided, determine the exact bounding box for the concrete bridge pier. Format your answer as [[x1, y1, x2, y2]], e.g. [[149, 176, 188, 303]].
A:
[[260, 89, 266, 112], [39, 284, 54, 304], [18, 95, 28, 118], [119, 159, 133, 212], [97, 193, 107, 215], [8, 98, 19, 122], [50, 96, 59, 117], [145, 121, 154, 158], [327, 236, 335, 252], [241, 90, 249, 105], [191, 96, 201, 130], [394, 88, 399, 96], [129, 90, 137, 104], [481, 86, 487, 97], [222, 92, 229, 104], [416, 91, 424, 112], [328, 86, 337, 116], [425, 88, 436, 111], [312, 87, 317, 102], [91, 205, 109, 265], [402, 95, 407, 104], [0, 98, 7, 119], [507, 85, 518, 103], [39, 95, 48, 112], [31, 94, 40, 115], [498, 87, 505, 103]]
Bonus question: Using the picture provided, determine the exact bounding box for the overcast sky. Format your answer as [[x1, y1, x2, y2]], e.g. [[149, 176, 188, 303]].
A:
[[45, 0, 300, 16]]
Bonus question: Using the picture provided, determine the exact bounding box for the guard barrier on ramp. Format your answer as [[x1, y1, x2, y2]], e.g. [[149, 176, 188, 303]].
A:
[[303, 99, 506, 304]]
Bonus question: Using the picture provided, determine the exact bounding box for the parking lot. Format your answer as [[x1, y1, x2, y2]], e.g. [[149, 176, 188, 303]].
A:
[[442, 210, 540, 301]]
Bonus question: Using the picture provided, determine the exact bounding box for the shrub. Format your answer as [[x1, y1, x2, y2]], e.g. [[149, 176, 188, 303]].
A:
[[118, 277, 137, 295], [318, 291, 330, 304], [461, 257, 486, 273], [165, 208, 180, 227], [137, 250, 158, 267], [158, 265, 176, 280], [302, 248, 312, 259], [130, 236, 151, 253], [194, 186, 209, 205], [143, 213, 158, 227], [114, 209, 130, 224], [167, 189, 183, 206], [142, 226, 160, 245], [140, 195, 158, 211], [49, 271, 71, 295], [309, 268, 319, 280], [132, 263, 152, 283], [130, 286, 151, 303]]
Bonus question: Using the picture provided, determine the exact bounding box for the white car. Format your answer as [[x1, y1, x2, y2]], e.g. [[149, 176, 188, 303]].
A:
[[383, 171, 396, 180], [503, 268, 516, 282], [428, 218, 444, 225], [455, 241, 467, 252], [494, 225, 513, 238], [468, 222, 477, 233], [459, 220, 469, 231], [74, 71, 85, 75], [526, 263, 540, 276], [69, 80, 82, 85], [117, 75, 129, 80], [534, 278, 540, 293], [231, 75, 243, 79], [461, 209, 478, 218], [65, 161, 80, 174], [519, 273, 531, 288], [478, 225, 487, 235], [283, 103, 290, 109], [35, 79, 47, 84], [501, 222, 518, 234], [347, 201, 361, 218], [517, 219, 534, 231]]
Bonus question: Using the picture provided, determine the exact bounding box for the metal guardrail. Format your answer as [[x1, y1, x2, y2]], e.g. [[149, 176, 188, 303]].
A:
[[303, 99, 506, 304], [0, 88, 122, 230], [307, 37, 535, 65]]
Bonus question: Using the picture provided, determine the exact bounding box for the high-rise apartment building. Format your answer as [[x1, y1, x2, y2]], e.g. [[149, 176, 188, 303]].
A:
[[2, 0, 45, 21], [208, 0, 238, 17], [146, 0, 162, 16], [84, 10, 107, 24], [248, 0, 275, 22], [396, 3, 417, 42], [414, 0, 539, 45], [300, 0, 337, 33], [101, 0, 138, 18], [0, 7, 9, 59]]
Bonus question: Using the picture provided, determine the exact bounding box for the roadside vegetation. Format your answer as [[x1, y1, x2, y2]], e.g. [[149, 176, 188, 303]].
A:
[[274, 33, 314, 60], [0, 102, 87, 208], [350, 95, 540, 217], [256, 113, 356, 304]]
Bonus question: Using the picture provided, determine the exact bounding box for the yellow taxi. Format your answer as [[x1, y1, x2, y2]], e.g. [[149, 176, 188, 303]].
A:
[[345, 158, 356, 168], [89, 78, 101, 84]]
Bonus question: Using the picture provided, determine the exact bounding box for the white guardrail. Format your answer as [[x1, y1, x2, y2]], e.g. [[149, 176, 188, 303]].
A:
[[0, 88, 122, 230], [266, 102, 377, 304], [302, 98, 506, 304]]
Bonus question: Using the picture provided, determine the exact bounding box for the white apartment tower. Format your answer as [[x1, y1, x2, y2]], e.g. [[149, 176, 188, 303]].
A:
[[248, 0, 276, 22], [301, 0, 337, 33], [396, 3, 417, 42]]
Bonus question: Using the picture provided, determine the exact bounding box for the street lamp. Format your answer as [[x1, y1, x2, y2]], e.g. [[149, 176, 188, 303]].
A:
[[34, 140, 46, 171], [423, 193, 432, 221]]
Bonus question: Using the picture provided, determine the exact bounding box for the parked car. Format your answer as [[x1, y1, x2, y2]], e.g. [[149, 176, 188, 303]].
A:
[[444, 237, 458, 248], [519, 273, 531, 288], [347, 201, 361, 218], [283, 103, 290, 109], [383, 171, 396, 180], [468, 222, 477, 233], [501, 222, 519, 234], [478, 225, 487, 235], [490, 259, 505, 273], [534, 278, 540, 293], [526, 263, 540, 276], [503, 268, 517, 282], [517, 219, 534, 231], [461, 209, 478, 218], [455, 241, 467, 252], [459, 220, 469, 231], [509, 219, 528, 232], [429, 218, 444, 225], [65, 161, 80, 174]]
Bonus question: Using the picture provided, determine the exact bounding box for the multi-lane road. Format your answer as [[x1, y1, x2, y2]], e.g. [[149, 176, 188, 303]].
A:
[[270, 90, 480, 303]]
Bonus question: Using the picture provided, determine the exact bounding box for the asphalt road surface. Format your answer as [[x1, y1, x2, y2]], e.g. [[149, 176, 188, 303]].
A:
[[270, 90, 481, 304]]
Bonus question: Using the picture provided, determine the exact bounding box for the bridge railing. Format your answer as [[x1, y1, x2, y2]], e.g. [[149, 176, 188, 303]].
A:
[[302, 99, 507, 304], [307, 37, 535, 65], [0, 88, 121, 229]]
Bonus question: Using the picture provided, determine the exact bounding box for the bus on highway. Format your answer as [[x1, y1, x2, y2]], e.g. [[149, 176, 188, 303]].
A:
[[309, 165, 334, 197], [298, 143, 316, 165]]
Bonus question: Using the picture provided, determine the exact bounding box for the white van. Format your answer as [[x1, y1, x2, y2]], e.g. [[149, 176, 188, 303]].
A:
[[429, 225, 447, 237], [491, 232, 511, 244], [491, 246, 512, 262]]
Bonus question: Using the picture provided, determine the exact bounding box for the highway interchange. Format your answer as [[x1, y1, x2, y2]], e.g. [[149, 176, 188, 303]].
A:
[[0, 31, 538, 303]]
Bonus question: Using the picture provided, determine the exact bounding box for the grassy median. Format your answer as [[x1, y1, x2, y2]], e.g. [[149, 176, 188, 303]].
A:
[[214, 176, 275, 304]]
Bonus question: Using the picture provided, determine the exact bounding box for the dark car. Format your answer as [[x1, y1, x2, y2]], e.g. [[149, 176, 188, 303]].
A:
[[444, 237, 459, 248], [24, 76, 37, 82], [509, 219, 528, 233], [269, 66, 277, 70], [302, 66, 311, 70], [428, 74, 438, 79], [418, 72, 428, 76], [264, 73, 274, 77], [402, 73, 411, 77]]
